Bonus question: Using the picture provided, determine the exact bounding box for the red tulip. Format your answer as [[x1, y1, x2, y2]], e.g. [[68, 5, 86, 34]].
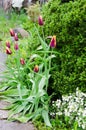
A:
[[14, 43, 19, 50], [6, 41, 10, 48], [38, 15, 44, 26], [20, 58, 25, 65], [6, 47, 12, 55], [14, 33, 18, 41], [50, 36, 56, 48], [34, 65, 39, 73], [10, 28, 15, 37]]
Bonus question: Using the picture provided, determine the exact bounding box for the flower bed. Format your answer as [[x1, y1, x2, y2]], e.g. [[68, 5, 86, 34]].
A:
[[51, 88, 86, 129]]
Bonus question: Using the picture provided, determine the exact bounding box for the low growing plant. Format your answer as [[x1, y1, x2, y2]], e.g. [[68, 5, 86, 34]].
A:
[[51, 88, 86, 130]]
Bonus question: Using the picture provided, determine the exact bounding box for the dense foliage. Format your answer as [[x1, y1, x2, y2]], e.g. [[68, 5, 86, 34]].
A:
[[42, 0, 86, 95]]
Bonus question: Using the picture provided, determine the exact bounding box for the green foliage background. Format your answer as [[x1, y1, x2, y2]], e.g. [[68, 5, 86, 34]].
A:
[[41, 0, 86, 95]]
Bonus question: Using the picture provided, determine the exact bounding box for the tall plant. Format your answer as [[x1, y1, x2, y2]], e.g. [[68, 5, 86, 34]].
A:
[[0, 16, 56, 127]]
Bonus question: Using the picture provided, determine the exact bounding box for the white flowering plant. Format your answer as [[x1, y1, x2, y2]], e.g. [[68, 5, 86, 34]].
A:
[[50, 88, 86, 130]]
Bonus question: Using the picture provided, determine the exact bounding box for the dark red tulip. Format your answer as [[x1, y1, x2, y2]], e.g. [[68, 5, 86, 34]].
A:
[[10, 28, 15, 37], [6, 47, 12, 55], [14, 43, 19, 50], [34, 65, 39, 73], [14, 33, 18, 41], [6, 41, 10, 48], [20, 58, 25, 65], [38, 15, 44, 26], [50, 36, 56, 48]]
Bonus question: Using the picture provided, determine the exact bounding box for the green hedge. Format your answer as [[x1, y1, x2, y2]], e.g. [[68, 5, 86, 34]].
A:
[[42, 0, 86, 96]]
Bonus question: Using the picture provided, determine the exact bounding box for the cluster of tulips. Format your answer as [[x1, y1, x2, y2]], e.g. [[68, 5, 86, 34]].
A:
[[6, 15, 56, 73]]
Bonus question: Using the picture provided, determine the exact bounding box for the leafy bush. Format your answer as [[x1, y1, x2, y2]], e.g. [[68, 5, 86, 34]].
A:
[[42, 0, 86, 95]]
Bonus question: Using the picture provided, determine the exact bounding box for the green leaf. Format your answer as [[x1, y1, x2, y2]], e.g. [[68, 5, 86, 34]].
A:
[[34, 26, 48, 51], [42, 109, 52, 127], [38, 76, 46, 90], [14, 116, 30, 123], [73, 121, 78, 130], [0, 88, 28, 97], [14, 113, 34, 123], [30, 54, 40, 61], [36, 45, 43, 50], [17, 83, 22, 100], [47, 54, 56, 61]]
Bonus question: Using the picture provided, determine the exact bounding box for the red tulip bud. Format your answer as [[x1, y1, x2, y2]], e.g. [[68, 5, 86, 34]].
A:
[[6, 41, 10, 48], [10, 28, 15, 37], [14, 43, 19, 50], [20, 58, 25, 65], [50, 36, 56, 48], [38, 15, 44, 26], [14, 33, 18, 41], [6, 47, 12, 55], [34, 65, 39, 73]]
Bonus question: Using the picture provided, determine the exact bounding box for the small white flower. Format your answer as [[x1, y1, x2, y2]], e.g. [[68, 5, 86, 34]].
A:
[[64, 109, 70, 116], [57, 112, 62, 116], [82, 109, 86, 117], [82, 124, 86, 129], [62, 95, 69, 102], [56, 99, 61, 108], [55, 88, 86, 129]]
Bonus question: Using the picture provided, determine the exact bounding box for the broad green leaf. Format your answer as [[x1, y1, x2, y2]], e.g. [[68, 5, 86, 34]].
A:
[[14, 113, 34, 123], [34, 26, 48, 51], [0, 88, 28, 97], [8, 103, 27, 117], [36, 45, 43, 50], [14, 116, 30, 123], [38, 76, 46, 90], [47, 54, 56, 61], [30, 54, 40, 61], [42, 109, 52, 127], [17, 83, 22, 100]]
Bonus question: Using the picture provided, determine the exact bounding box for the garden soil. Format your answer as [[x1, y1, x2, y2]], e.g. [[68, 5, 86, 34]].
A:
[[0, 51, 35, 130]]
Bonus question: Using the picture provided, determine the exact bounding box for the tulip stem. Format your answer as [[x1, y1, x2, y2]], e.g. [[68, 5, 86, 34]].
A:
[[41, 27, 45, 42]]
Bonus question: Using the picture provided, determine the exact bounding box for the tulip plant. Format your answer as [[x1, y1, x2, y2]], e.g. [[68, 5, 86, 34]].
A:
[[0, 16, 56, 127]]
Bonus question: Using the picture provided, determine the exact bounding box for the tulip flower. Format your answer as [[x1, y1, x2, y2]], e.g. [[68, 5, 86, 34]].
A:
[[20, 58, 25, 65], [14, 33, 18, 41], [6, 47, 12, 55], [38, 15, 44, 26], [10, 28, 15, 37], [34, 65, 39, 73], [14, 43, 19, 50], [50, 36, 56, 48], [6, 41, 10, 48]]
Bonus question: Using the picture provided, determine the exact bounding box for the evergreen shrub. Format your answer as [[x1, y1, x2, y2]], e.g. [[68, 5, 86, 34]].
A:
[[42, 0, 86, 96]]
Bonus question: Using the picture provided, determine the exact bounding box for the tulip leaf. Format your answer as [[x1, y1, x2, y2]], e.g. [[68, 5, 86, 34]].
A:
[[47, 54, 56, 61], [38, 76, 46, 90], [14, 115, 32, 123], [36, 45, 43, 50], [42, 109, 52, 127], [0, 88, 28, 97]]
